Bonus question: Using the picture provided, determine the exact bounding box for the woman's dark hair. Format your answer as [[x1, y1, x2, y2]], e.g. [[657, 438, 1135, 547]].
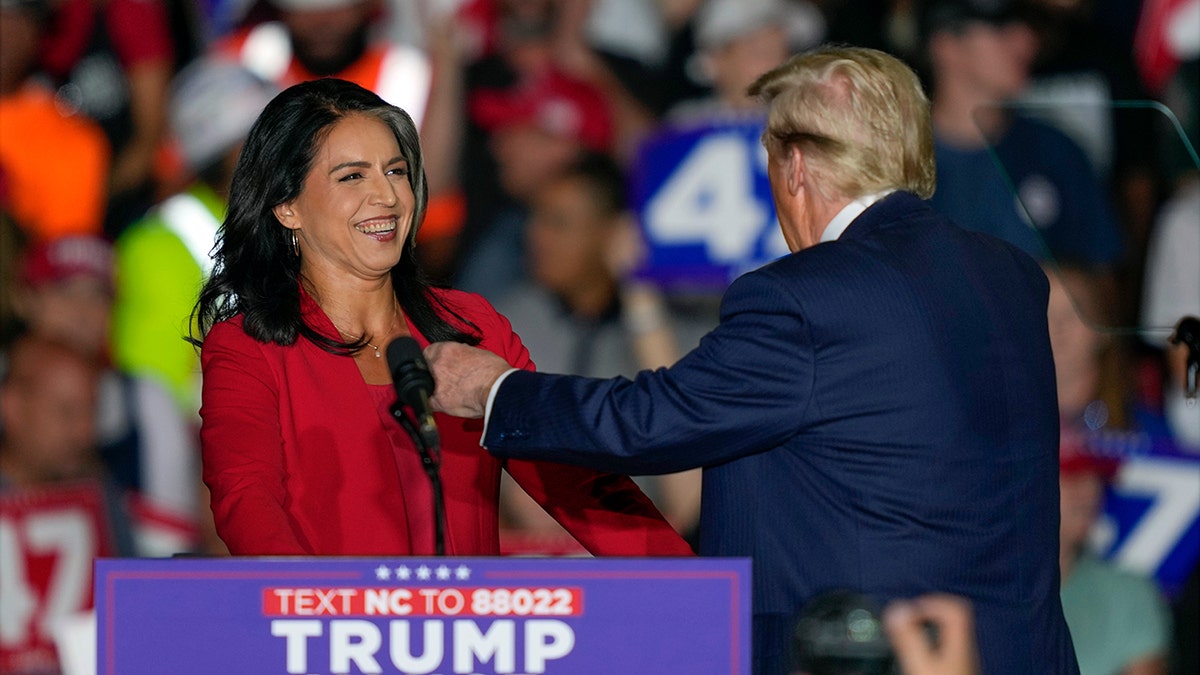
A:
[[190, 78, 479, 351]]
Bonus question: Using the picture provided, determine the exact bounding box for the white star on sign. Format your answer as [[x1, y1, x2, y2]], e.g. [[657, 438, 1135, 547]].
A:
[[416, 565, 432, 580], [435, 565, 451, 580], [375, 565, 391, 580], [454, 565, 471, 580], [395, 566, 411, 580]]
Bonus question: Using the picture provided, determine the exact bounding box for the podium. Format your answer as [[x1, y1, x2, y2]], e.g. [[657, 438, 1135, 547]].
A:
[[95, 557, 750, 674]]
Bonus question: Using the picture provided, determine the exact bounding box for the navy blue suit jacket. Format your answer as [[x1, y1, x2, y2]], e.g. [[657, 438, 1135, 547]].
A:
[[485, 192, 1078, 674]]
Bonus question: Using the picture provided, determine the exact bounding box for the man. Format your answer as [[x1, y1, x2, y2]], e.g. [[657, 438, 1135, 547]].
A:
[[1058, 444, 1172, 675], [0, 335, 137, 673], [493, 152, 709, 547], [454, 63, 615, 302], [0, 0, 109, 241], [922, 0, 1123, 267], [427, 46, 1078, 674], [114, 56, 278, 418], [667, 0, 819, 123], [14, 236, 199, 524], [1, 336, 103, 488]]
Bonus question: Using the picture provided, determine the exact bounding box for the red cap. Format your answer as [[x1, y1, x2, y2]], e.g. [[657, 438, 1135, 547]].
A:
[[20, 235, 115, 293], [470, 71, 614, 153]]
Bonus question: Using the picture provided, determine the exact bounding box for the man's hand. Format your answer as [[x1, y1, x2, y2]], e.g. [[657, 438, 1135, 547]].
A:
[[424, 342, 513, 418], [883, 594, 980, 675]]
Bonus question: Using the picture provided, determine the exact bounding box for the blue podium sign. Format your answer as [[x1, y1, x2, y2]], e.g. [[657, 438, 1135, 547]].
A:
[[630, 118, 789, 291], [96, 557, 750, 675]]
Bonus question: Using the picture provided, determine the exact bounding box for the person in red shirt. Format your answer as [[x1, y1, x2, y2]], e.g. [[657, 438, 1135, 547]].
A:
[[39, 0, 174, 236]]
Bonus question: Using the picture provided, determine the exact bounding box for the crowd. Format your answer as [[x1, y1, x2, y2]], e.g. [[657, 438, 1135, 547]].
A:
[[0, 0, 1196, 674]]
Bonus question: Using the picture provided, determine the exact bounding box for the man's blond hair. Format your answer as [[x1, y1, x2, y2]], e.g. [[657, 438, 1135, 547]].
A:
[[749, 45, 936, 200]]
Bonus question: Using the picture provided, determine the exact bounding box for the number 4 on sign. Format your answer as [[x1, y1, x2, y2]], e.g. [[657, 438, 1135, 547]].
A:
[[645, 134, 767, 262]]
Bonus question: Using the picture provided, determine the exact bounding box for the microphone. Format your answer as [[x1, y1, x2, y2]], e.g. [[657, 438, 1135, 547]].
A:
[[385, 336, 445, 556], [386, 337, 440, 450]]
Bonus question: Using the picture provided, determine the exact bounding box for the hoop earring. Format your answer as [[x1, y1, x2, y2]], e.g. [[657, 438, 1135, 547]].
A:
[[291, 230, 300, 257]]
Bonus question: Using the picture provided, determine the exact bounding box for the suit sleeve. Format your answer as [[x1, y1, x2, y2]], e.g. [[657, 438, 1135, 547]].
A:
[[199, 322, 307, 554], [462, 291, 693, 556], [485, 269, 815, 475]]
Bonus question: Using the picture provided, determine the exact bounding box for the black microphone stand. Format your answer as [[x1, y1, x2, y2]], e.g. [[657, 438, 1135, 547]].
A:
[[390, 402, 446, 556]]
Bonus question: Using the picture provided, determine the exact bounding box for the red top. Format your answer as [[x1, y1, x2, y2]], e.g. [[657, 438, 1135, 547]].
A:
[[199, 285, 692, 557], [40, 0, 173, 77]]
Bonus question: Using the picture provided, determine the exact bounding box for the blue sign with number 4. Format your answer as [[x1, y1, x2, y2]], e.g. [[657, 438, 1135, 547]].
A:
[[630, 118, 789, 291]]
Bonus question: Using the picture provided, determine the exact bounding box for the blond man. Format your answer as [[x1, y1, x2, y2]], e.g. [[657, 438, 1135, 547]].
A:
[[427, 46, 1078, 675]]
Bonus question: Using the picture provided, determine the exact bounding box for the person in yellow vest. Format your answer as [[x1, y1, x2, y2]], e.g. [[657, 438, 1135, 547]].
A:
[[112, 57, 279, 418]]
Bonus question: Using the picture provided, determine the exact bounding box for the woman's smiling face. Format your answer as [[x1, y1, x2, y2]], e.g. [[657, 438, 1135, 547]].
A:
[[275, 112, 415, 281]]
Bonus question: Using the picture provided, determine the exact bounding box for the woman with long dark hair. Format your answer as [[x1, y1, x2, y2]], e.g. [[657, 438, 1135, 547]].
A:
[[193, 78, 690, 556]]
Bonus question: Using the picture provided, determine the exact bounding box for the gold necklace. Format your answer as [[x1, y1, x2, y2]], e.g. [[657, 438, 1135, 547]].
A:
[[334, 308, 398, 359], [363, 339, 383, 359]]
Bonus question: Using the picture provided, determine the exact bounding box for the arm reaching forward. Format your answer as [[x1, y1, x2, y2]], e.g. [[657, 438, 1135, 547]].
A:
[[425, 341, 514, 418]]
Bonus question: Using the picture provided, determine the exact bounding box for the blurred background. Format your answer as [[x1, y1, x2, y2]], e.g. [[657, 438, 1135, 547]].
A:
[[0, 1, 1196, 674]]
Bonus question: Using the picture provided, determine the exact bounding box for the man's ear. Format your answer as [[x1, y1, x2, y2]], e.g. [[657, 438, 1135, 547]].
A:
[[785, 145, 806, 196], [273, 202, 298, 229]]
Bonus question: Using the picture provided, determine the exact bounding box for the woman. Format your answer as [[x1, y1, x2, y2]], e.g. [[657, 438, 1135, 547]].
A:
[[192, 78, 690, 556]]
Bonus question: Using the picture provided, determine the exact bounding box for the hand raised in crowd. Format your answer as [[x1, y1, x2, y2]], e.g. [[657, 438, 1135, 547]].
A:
[[883, 594, 980, 675]]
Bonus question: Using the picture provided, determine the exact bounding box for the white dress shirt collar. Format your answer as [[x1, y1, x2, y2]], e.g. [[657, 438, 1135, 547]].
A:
[[819, 189, 896, 243]]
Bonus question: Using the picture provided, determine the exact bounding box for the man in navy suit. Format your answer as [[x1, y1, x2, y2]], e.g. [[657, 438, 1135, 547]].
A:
[[427, 46, 1078, 675]]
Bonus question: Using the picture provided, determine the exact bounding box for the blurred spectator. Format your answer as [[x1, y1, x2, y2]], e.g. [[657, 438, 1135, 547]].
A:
[[1141, 58, 1200, 452], [1059, 444, 1173, 675], [0, 334, 136, 674], [11, 236, 201, 528], [39, 0, 175, 237], [1020, 0, 1162, 319], [454, 30, 616, 301], [667, 0, 822, 123], [1021, 0, 1155, 182], [0, 0, 110, 242], [822, 0, 919, 61], [0, 204, 29, 342], [113, 57, 278, 419], [1140, 178, 1200, 452], [492, 152, 710, 547], [1133, 0, 1200, 97], [214, 0, 468, 279], [217, 0, 431, 125], [1047, 259, 1179, 672], [922, 0, 1125, 268], [1046, 262, 1127, 433], [1, 336, 106, 488], [1044, 259, 1195, 457]]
